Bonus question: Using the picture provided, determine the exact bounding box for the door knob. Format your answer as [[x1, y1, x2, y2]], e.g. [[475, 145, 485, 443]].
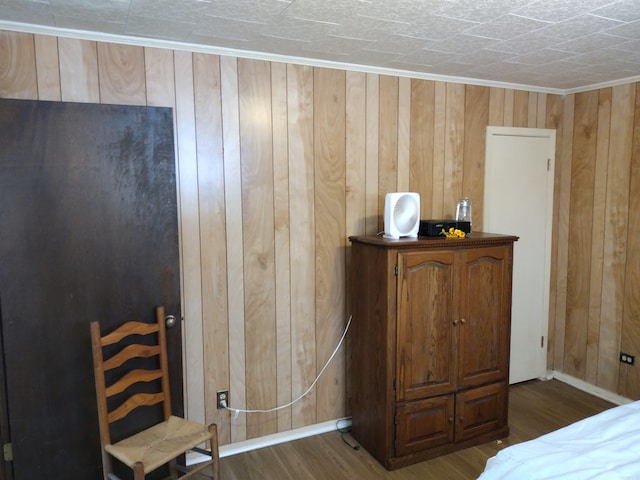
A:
[[165, 314, 177, 328]]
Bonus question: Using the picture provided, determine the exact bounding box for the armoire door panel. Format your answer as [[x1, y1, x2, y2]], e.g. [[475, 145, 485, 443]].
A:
[[397, 251, 457, 401], [457, 246, 511, 388]]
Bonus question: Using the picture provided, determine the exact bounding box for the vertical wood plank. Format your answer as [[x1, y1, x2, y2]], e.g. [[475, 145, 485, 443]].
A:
[[173, 50, 205, 425], [503, 88, 515, 127], [536, 93, 547, 128], [409, 79, 434, 217], [432, 81, 447, 217], [378, 75, 398, 215], [527, 91, 538, 127], [554, 93, 574, 372], [365, 73, 380, 234], [193, 52, 230, 441], [513, 89, 529, 127], [443, 82, 465, 217], [58, 37, 99, 103], [598, 83, 635, 391], [220, 55, 247, 442], [565, 90, 598, 379], [0, 31, 37, 99], [463, 85, 489, 231], [238, 58, 278, 438], [97, 43, 146, 105], [489, 87, 505, 126], [346, 71, 367, 238], [287, 63, 316, 428], [144, 47, 176, 108], [587, 88, 611, 385], [545, 93, 565, 371], [314, 68, 346, 422], [397, 77, 411, 192], [34, 35, 61, 101], [271, 61, 293, 432]]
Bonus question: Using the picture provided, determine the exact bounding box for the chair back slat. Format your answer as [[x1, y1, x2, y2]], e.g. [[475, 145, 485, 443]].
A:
[[103, 344, 162, 371], [107, 392, 165, 423], [105, 369, 164, 397], [100, 321, 160, 346]]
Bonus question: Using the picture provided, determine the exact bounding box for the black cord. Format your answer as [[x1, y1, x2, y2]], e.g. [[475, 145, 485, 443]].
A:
[[336, 418, 360, 450]]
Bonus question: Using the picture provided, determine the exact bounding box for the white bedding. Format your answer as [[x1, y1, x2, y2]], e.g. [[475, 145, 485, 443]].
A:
[[478, 400, 640, 480]]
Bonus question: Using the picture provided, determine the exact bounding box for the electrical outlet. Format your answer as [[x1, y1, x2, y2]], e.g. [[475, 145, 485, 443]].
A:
[[620, 352, 636, 366], [217, 391, 229, 409]]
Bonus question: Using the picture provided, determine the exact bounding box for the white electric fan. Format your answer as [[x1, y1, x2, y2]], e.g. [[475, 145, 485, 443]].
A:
[[383, 192, 420, 239]]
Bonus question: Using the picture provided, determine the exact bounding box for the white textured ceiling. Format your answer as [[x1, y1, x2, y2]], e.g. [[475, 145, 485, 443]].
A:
[[1, 0, 640, 92]]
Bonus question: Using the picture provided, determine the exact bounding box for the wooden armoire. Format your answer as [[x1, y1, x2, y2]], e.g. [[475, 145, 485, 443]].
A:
[[348, 233, 518, 470]]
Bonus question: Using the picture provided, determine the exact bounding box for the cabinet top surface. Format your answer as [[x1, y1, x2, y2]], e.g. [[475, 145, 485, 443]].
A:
[[349, 232, 519, 249]]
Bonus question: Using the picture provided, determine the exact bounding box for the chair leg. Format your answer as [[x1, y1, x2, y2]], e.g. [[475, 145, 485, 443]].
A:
[[209, 424, 220, 479], [133, 462, 144, 480], [182, 425, 219, 479], [101, 451, 113, 480], [168, 458, 178, 479]]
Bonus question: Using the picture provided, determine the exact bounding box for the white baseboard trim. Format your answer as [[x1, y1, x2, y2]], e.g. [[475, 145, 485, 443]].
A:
[[220, 417, 352, 457], [551, 370, 632, 406], [187, 417, 352, 464]]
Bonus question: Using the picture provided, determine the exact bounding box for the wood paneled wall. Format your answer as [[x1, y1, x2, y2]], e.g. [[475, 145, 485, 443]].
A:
[[1, 29, 639, 449], [557, 84, 640, 400]]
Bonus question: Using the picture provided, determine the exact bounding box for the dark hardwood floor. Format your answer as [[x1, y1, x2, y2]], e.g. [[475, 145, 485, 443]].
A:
[[218, 379, 615, 479]]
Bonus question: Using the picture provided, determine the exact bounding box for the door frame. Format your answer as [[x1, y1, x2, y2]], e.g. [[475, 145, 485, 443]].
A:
[[0, 299, 9, 480], [484, 126, 556, 383]]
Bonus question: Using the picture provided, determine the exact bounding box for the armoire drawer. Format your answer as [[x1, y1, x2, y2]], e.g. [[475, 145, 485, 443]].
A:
[[396, 394, 454, 457]]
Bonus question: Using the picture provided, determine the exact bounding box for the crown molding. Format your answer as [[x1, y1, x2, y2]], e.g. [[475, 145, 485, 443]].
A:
[[1, 20, 636, 96], [563, 75, 640, 95]]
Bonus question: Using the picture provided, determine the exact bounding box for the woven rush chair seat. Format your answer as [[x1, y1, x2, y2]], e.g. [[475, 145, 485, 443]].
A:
[[106, 415, 212, 474]]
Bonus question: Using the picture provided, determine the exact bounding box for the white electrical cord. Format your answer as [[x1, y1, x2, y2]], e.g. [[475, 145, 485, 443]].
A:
[[224, 315, 352, 418]]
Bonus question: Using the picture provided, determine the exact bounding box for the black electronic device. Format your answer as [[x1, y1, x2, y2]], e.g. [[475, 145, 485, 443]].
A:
[[419, 219, 471, 237]]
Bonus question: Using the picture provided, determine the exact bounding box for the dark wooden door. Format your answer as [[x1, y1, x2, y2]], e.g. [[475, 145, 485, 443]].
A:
[[0, 99, 182, 480]]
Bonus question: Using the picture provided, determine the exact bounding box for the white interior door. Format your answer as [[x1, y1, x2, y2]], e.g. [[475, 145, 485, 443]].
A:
[[484, 127, 555, 384]]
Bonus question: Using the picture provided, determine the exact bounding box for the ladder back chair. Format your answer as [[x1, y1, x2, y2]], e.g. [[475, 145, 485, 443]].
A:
[[90, 306, 219, 480]]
